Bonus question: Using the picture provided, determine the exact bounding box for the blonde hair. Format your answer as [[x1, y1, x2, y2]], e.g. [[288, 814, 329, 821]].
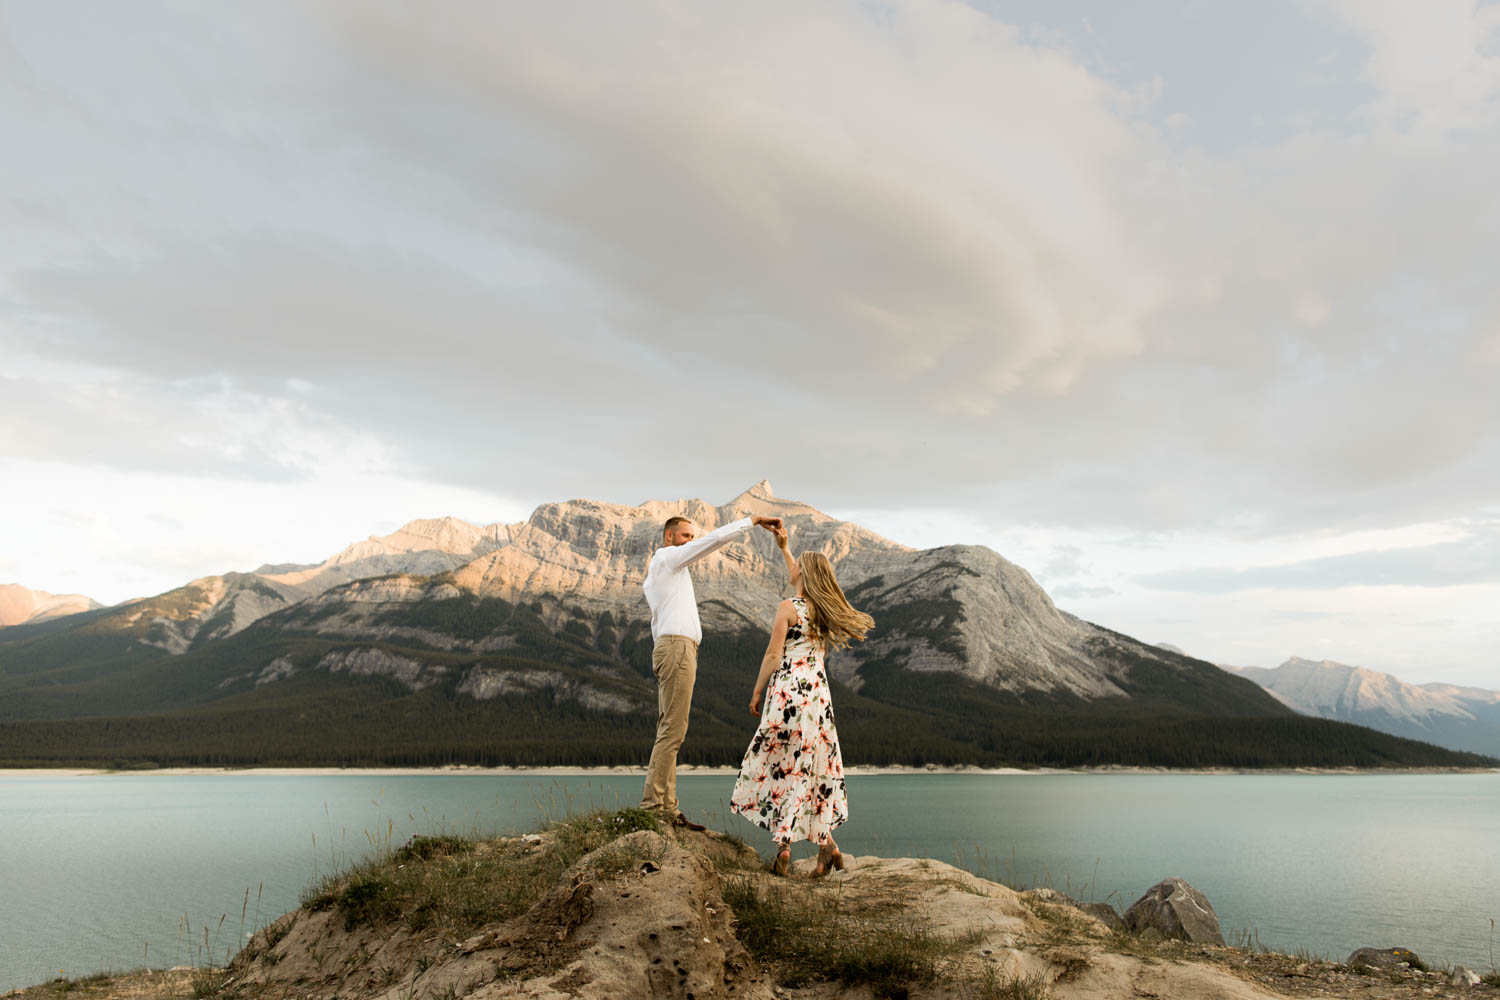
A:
[[796, 551, 874, 650]]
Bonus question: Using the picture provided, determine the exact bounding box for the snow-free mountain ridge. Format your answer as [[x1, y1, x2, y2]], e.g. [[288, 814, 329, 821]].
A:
[[1222, 657, 1500, 757], [2, 481, 1256, 706], [4, 484, 1492, 769], [0, 584, 104, 627]]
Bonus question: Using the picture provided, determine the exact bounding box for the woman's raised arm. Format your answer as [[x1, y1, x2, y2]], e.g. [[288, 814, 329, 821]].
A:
[[774, 526, 801, 592], [749, 598, 795, 716]]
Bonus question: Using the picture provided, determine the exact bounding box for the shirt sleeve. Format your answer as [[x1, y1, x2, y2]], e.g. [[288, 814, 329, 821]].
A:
[[654, 516, 753, 573]]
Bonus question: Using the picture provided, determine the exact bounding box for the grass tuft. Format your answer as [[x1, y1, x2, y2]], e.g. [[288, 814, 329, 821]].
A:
[[722, 874, 980, 1000], [963, 964, 1052, 999], [189, 966, 231, 998]]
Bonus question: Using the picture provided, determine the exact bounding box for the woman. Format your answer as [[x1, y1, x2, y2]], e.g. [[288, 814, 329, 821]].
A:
[[729, 526, 874, 877]]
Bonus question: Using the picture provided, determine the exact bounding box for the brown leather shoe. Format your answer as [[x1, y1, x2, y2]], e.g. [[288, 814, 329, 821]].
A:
[[671, 812, 707, 832]]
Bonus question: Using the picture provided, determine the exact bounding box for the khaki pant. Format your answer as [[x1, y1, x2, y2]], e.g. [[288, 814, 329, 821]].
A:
[[641, 634, 698, 816]]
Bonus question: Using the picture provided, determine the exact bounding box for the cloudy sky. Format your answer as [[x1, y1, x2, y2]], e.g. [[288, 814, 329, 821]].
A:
[[3, 1, 1497, 686]]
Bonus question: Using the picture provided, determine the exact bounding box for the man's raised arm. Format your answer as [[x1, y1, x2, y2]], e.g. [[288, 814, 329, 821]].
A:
[[657, 515, 781, 572]]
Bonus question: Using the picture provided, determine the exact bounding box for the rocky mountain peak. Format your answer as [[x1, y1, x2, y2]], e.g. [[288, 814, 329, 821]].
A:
[[454, 486, 913, 626], [1241, 656, 1483, 722], [730, 478, 778, 505], [377, 515, 507, 554]]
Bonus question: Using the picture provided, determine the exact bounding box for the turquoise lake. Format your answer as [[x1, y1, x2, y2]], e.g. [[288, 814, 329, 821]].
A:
[[1, 771, 1496, 991]]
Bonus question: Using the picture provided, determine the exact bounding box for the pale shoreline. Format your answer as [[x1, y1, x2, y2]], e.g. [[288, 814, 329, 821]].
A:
[[2, 763, 1495, 778]]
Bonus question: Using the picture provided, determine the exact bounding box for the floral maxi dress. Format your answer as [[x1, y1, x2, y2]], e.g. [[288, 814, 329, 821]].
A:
[[729, 596, 849, 845]]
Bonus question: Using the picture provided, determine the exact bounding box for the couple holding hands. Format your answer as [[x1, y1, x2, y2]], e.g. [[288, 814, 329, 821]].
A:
[[640, 512, 874, 877]]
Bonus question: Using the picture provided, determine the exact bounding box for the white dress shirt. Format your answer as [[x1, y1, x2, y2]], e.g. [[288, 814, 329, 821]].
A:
[[644, 516, 753, 644]]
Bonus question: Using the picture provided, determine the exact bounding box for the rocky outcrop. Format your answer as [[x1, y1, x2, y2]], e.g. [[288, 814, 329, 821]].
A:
[[234, 829, 776, 1000], [1450, 966, 1484, 986], [209, 823, 1307, 1000], [320, 647, 446, 692], [1122, 877, 1225, 945], [456, 666, 637, 713]]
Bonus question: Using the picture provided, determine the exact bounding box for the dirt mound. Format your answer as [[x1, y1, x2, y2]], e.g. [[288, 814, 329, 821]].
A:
[[231, 828, 770, 1000]]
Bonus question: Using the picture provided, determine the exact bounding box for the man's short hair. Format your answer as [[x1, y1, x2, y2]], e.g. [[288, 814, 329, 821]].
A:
[[663, 515, 691, 535]]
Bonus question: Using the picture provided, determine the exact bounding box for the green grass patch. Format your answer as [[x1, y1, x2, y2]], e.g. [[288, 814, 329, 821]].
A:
[[300, 808, 661, 935], [190, 965, 232, 998]]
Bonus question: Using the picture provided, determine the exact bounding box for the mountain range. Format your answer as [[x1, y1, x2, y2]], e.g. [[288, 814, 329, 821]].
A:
[[1223, 657, 1500, 758], [1, 482, 1491, 769], [0, 584, 103, 627]]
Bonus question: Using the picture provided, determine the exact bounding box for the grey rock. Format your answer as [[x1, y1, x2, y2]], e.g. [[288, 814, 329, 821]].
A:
[[1080, 901, 1125, 931], [1346, 947, 1424, 970], [1449, 966, 1482, 987], [319, 647, 443, 691], [255, 655, 298, 686], [457, 665, 636, 713], [1123, 878, 1225, 945]]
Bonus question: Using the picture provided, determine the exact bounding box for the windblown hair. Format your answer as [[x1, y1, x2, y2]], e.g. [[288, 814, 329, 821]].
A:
[[796, 551, 875, 650]]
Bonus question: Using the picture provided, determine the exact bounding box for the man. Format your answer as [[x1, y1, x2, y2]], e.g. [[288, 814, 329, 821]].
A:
[[642, 510, 782, 829]]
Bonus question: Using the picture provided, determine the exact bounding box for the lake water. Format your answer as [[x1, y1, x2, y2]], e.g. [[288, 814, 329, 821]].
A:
[[2, 771, 1497, 991]]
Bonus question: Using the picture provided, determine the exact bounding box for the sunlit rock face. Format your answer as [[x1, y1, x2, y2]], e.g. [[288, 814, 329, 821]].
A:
[[0, 584, 103, 626]]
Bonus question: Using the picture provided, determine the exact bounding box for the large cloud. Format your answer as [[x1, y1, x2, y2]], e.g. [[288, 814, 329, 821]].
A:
[[1, 0, 1497, 534]]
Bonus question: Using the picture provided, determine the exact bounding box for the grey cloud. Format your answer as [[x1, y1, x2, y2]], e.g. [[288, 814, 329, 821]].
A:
[[1137, 530, 1500, 593], [2, 2, 1499, 535], [0, 372, 391, 482]]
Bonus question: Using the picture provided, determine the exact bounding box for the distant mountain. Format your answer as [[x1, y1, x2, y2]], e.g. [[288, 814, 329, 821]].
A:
[[1224, 657, 1500, 758], [0, 584, 104, 627], [0, 515, 517, 670], [1, 485, 1491, 770]]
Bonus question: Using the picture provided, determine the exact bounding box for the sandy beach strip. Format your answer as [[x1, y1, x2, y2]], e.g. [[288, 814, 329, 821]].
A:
[[2, 764, 1493, 778], [0, 764, 1030, 778]]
